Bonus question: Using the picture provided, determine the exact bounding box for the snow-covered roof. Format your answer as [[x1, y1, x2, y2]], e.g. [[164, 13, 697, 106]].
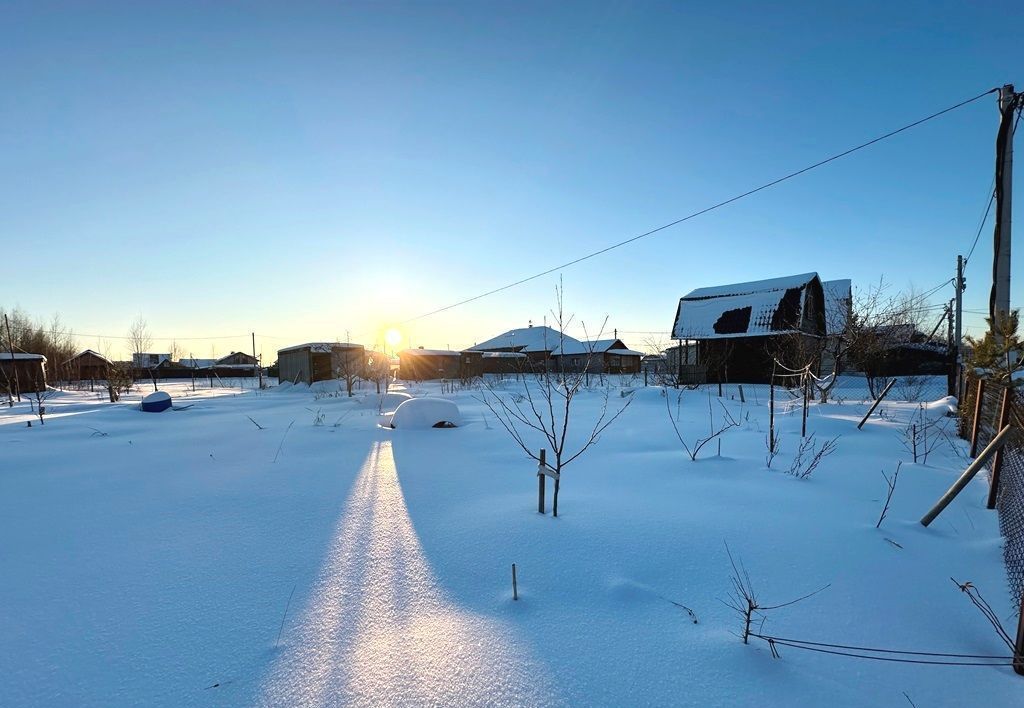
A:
[[607, 348, 645, 357], [672, 273, 822, 340], [186, 358, 216, 368], [823, 279, 852, 336], [67, 349, 111, 364], [278, 342, 363, 354], [467, 326, 578, 353], [400, 349, 460, 357], [2, 352, 46, 361]]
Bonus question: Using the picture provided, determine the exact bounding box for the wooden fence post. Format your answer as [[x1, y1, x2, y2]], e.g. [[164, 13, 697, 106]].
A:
[[920, 425, 1013, 526], [986, 387, 1013, 510], [1015, 595, 1024, 675], [801, 373, 809, 437], [738, 384, 745, 403], [537, 448, 546, 514], [857, 378, 896, 430], [970, 378, 986, 457], [512, 563, 519, 601], [769, 379, 775, 454]]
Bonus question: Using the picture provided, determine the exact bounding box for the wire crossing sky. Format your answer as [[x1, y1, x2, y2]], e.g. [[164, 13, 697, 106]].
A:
[[2, 1, 1022, 356]]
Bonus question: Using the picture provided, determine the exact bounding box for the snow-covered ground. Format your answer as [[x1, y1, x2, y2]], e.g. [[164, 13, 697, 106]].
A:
[[0, 376, 1018, 706]]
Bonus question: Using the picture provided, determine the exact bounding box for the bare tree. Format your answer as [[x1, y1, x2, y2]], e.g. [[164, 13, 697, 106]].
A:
[[127, 315, 152, 363], [875, 462, 902, 528], [477, 282, 631, 516], [665, 390, 740, 461], [333, 345, 362, 397]]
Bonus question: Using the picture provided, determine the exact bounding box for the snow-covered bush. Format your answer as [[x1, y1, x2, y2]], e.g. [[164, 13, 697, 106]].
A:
[[390, 397, 462, 429]]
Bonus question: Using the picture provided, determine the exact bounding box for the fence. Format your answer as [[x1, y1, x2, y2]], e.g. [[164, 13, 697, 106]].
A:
[[959, 372, 1024, 611]]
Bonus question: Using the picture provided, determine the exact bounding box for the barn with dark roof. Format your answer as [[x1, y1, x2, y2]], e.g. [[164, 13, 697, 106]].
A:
[[671, 273, 826, 383]]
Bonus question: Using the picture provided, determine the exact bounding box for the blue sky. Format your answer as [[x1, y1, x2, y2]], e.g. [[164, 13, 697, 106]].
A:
[[2, 1, 1021, 358]]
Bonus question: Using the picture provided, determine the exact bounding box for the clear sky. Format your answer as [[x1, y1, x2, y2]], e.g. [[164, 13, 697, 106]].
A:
[[2, 1, 1022, 360]]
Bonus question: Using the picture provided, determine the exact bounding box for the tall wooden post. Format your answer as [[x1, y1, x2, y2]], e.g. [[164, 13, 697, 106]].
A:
[[986, 386, 1013, 509], [769, 379, 775, 454], [252, 332, 262, 389], [970, 378, 986, 457]]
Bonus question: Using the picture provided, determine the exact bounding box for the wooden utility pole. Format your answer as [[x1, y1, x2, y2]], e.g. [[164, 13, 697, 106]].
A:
[[991, 84, 1018, 341], [955, 254, 964, 395], [4, 314, 20, 403], [252, 332, 262, 389]]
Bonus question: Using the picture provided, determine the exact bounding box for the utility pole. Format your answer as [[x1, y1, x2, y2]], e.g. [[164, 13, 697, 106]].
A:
[[252, 332, 262, 389], [947, 299, 956, 396], [955, 254, 964, 391], [991, 84, 1018, 340]]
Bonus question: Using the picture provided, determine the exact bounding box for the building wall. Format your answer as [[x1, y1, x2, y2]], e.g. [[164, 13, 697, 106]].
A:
[[0, 360, 47, 393], [398, 353, 460, 380], [278, 349, 313, 384]]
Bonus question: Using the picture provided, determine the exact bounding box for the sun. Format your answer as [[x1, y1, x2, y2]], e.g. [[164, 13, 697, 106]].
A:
[[385, 328, 402, 348]]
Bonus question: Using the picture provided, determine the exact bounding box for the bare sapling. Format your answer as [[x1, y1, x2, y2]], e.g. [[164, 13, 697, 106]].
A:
[[875, 462, 902, 528], [476, 281, 631, 517], [765, 429, 781, 468], [786, 434, 839, 479], [950, 578, 1016, 654], [723, 542, 830, 645], [898, 405, 950, 465], [666, 390, 740, 461]]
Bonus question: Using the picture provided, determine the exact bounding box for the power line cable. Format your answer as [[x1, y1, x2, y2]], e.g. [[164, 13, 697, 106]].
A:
[[399, 87, 999, 325]]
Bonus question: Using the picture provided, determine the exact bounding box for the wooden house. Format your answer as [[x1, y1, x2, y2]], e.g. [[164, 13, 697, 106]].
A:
[[277, 342, 366, 385], [215, 351, 259, 368], [467, 325, 575, 371], [552, 338, 643, 374], [1, 353, 47, 394], [671, 273, 826, 383], [65, 349, 111, 381]]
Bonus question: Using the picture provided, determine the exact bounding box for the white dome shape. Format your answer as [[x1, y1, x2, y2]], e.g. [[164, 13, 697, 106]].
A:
[[390, 397, 462, 429]]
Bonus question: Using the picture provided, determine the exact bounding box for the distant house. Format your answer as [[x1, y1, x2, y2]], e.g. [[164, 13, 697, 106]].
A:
[[641, 354, 668, 374], [671, 273, 826, 383], [397, 349, 483, 380], [215, 352, 259, 369], [277, 342, 365, 385], [467, 325, 571, 370], [552, 338, 643, 374], [481, 351, 528, 375], [1, 353, 47, 394], [132, 353, 171, 368], [65, 349, 111, 381]]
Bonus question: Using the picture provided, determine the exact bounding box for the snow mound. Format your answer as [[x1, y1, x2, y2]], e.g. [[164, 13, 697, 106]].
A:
[[140, 391, 172, 413], [378, 391, 413, 413], [924, 396, 958, 417], [390, 398, 462, 429]]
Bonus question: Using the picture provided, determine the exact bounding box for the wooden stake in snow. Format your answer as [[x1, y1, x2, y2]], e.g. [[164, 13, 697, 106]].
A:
[[512, 563, 518, 601], [537, 448, 546, 514], [769, 374, 776, 455], [738, 384, 745, 404], [920, 425, 1013, 526], [857, 378, 896, 430]]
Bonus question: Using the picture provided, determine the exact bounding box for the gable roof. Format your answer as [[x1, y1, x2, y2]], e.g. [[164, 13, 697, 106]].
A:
[[67, 349, 111, 365], [553, 338, 642, 357], [467, 326, 579, 353], [278, 342, 363, 354], [823, 279, 852, 336], [672, 273, 823, 340]]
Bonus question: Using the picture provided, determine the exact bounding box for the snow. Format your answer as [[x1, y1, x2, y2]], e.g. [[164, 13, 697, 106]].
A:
[[606, 348, 644, 357], [69, 349, 111, 364], [390, 397, 462, 429], [0, 375, 1018, 706], [2, 352, 45, 361], [482, 351, 527, 359]]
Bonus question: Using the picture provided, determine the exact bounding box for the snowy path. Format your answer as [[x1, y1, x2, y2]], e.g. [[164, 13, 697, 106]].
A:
[[258, 440, 557, 707]]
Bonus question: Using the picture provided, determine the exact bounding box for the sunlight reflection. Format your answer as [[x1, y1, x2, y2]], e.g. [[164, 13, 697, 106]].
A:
[[259, 441, 557, 707]]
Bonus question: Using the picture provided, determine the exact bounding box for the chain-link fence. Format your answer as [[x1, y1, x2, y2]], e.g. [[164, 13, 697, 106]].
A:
[[959, 372, 1024, 609]]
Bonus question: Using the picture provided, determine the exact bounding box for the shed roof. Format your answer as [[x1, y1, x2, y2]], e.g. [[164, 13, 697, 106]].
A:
[[400, 349, 460, 357], [672, 272, 822, 340], [278, 342, 363, 354], [3, 353, 46, 361]]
